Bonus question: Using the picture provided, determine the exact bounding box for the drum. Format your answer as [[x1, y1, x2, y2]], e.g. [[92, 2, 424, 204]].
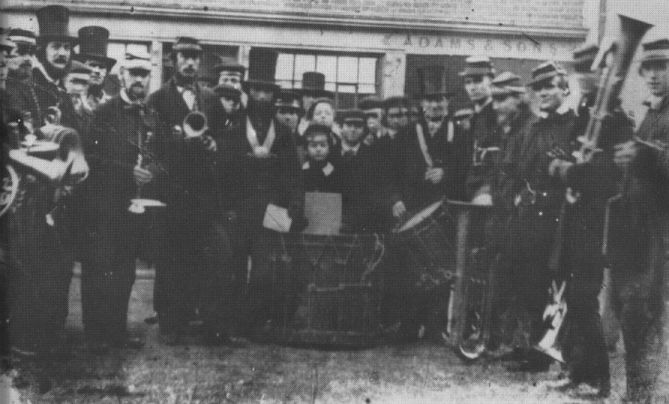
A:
[[263, 232, 385, 348], [393, 199, 456, 290]]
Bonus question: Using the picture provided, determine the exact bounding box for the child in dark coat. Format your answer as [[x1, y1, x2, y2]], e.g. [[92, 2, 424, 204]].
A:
[[301, 123, 344, 193]]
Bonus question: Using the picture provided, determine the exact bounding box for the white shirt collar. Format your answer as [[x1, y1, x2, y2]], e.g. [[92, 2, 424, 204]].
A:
[[302, 161, 334, 176], [341, 142, 361, 155]]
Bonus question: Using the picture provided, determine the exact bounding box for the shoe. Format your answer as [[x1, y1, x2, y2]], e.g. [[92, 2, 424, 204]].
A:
[[144, 313, 159, 325]]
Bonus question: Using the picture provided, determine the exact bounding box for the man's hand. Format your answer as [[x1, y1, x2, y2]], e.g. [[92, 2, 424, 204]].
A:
[[392, 200, 407, 218], [548, 158, 574, 179], [134, 165, 154, 186], [201, 135, 217, 152], [425, 167, 445, 184], [614, 140, 639, 169]]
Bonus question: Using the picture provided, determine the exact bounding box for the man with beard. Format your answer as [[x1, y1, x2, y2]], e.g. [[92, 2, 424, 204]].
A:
[[5, 29, 39, 131], [82, 51, 155, 352], [220, 48, 303, 336], [73, 26, 117, 110], [502, 61, 578, 372], [147, 36, 234, 345], [459, 56, 499, 203]]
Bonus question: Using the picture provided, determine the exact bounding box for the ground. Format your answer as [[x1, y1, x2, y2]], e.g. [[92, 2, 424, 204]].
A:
[[2, 264, 668, 404]]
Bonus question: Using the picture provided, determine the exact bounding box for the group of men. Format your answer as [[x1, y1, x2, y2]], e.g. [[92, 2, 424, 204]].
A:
[[1, 4, 668, 402]]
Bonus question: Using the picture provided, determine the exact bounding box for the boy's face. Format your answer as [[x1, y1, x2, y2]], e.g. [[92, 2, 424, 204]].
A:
[[341, 120, 365, 145], [385, 106, 409, 130], [464, 74, 492, 103], [307, 133, 330, 162], [640, 60, 669, 97]]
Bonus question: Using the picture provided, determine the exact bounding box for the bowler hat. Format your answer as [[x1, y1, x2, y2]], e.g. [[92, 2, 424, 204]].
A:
[[275, 89, 303, 112], [172, 37, 203, 53], [491, 71, 526, 95], [418, 65, 454, 99], [36, 5, 77, 44], [74, 26, 116, 70], [300, 71, 334, 99], [244, 48, 279, 92], [213, 56, 246, 75], [528, 61, 566, 86], [639, 38, 669, 64], [572, 43, 599, 73], [459, 55, 495, 77], [303, 123, 332, 141]]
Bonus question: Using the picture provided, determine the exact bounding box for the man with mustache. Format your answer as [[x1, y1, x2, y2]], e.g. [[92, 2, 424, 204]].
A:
[[81, 50, 155, 352], [219, 48, 303, 336], [146, 36, 235, 346], [5, 29, 40, 132], [73, 26, 117, 110]]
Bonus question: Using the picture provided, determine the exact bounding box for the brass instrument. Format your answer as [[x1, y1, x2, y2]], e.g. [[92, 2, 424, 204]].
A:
[[128, 129, 166, 214], [182, 111, 208, 139], [534, 280, 567, 363]]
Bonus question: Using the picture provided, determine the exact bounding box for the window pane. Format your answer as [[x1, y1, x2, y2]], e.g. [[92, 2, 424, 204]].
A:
[[359, 58, 377, 84], [276, 80, 294, 89], [316, 55, 337, 84], [294, 54, 316, 86], [337, 56, 358, 83], [325, 82, 336, 92], [359, 84, 377, 94], [275, 54, 294, 81], [108, 43, 128, 74], [337, 84, 356, 94]]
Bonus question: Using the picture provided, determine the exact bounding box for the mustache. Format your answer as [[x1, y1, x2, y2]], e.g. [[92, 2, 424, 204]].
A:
[[53, 56, 68, 64]]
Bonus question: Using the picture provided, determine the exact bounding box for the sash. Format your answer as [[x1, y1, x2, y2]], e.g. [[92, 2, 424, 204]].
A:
[[415, 123, 434, 168], [246, 117, 276, 158]]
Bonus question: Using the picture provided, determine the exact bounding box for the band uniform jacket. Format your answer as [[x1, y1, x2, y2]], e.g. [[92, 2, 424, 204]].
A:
[[5, 77, 42, 127], [31, 67, 79, 134], [464, 100, 499, 200]]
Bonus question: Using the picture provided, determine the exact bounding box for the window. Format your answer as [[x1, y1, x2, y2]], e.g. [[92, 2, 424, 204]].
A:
[[107, 42, 151, 75], [275, 52, 379, 109]]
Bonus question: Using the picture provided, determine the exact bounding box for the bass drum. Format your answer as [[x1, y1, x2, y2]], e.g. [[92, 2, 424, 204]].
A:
[[0, 164, 20, 218]]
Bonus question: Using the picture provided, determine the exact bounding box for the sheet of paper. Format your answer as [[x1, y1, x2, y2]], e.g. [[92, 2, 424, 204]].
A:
[[304, 192, 342, 235], [262, 203, 293, 233]]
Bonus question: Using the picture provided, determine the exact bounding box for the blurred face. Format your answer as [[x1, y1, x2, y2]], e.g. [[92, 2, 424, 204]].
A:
[[220, 96, 240, 114], [532, 76, 567, 112], [576, 71, 599, 98], [307, 133, 330, 162], [422, 101, 446, 135], [640, 60, 669, 97], [312, 102, 335, 127], [176, 51, 200, 78], [341, 120, 365, 145], [492, 93, 522, 125], [275, 107, 300, 131], [464, 75, 492, 103], [386, 106, 409, 131], [64, 72, 90, 96], [364, 108, 384, 134], [121, 67, 151, 100], [302, 94, 317, 113], [82, 59, 108, 86], [45, 41, 71, 71], [7, 42, 34, 78], [249, 86, 274, 102], [218, 71, 243, 90]]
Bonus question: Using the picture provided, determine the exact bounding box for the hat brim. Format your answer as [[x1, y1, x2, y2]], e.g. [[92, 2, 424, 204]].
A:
[[639, 54, 669, 64], [122, 60, 153, 72], [492, 86, 526, 95], [458, 67, 494, 77], [172, 44, 203, 53], [299, 88, 335, 99], [243, 80, 280, 93], [527, 72, 560, 86], [74, 53, 117, 70], [213, 65, 246, 75]]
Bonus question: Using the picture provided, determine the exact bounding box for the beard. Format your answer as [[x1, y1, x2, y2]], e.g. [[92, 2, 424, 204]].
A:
[[43, 56, 68, 80], [175, 71, 196, 86], [127, 83, 146, 101]]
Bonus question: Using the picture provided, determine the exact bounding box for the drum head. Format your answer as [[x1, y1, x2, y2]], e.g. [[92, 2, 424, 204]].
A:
[[0, 164, 20, 218], [397, 200, 443, 232], [23, 140, 60, 159]]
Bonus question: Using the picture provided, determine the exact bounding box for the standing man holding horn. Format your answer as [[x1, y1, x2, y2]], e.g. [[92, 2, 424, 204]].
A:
[[147, 36, 235, 345]]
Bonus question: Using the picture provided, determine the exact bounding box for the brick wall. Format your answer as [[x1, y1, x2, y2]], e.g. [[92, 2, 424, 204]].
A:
[[17, 0, 584, 29]]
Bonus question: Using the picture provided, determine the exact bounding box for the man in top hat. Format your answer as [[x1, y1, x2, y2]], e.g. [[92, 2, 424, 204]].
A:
[[146, 36, 234, 345], [297, 71, 334, 136], [30, 5, 79, 131], [459, 55, 499, 203], [220, 48, 303, 335], [610, 38, 669, 402], [80, 50, 157, 352], [74, 26, 117, 110], [500, 60, 578, 373]]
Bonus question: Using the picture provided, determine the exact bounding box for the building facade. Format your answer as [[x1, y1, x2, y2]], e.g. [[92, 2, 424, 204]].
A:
[[2, 0, 596, 109]]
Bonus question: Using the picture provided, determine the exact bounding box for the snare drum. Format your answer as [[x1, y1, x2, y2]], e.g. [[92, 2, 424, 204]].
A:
[[263, 232, 386, 348], [393, 199, 456, 290]]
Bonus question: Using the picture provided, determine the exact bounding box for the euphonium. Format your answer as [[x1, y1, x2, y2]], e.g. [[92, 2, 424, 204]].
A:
[[182, 111, 208, 138]]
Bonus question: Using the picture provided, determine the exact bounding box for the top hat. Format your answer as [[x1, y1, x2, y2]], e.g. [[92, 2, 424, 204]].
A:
[[8, 28, 36, 46], [418, 65, 454, 99], [572, 43, 599, 73], [300, 71, 334, 99], [172, 37, 203, 53], [68, 60, 93, 76], [639, 38, 669, 64], [491, 71, 526, 95], [36, 5, 77, 44], [213, 56, 246, 76], [337, 109, 366, 124], [74, 26, 116, 70], [213, 83, 242, 101], [121, 49, 152, 72], [275, 89, 303, 112], [358, 95, 383, 111], [528, 61, 567, 86], [244, 48, 279, 92], [459, 55, 495, 77]]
